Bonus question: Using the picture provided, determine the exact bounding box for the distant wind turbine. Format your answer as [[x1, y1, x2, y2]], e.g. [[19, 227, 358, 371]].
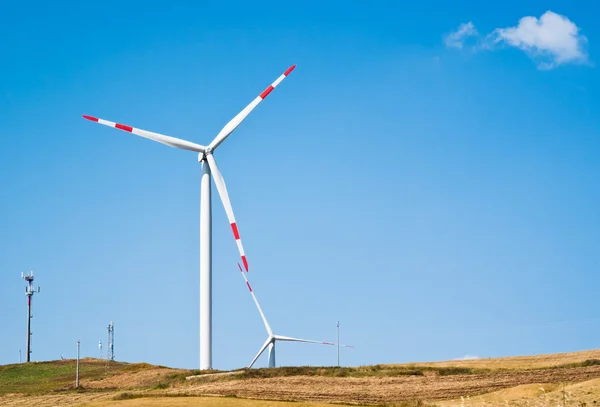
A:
[[237, 263, 354, 368]]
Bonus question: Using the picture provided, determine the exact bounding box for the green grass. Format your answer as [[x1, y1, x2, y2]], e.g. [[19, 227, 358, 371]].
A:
[[189, 365, 487, 382], [227, 365, 420, 380], [553, 359, 600, 369], [0, 359, 152, 396], [434, 367, 481, 376], [112, 392, 145, 400], [382, 401, 440, 407]]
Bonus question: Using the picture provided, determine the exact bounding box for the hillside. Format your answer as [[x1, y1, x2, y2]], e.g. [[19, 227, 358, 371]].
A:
[[397, 348, 600, 370], [1, 350, 600, 406]]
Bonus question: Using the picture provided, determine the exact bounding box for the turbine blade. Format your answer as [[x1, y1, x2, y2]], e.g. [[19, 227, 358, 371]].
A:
[[207, 65, 296, 151], [273, 335, 336, 345], [238, 263, 272, 335], [82, 115, 206, 152], [205, 154, 249, 271], [272, 335, 355, 347], [248, 337, 272, 369]]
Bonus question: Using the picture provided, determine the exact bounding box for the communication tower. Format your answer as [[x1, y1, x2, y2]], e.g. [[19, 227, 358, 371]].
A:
[[21, 271, 40, 362], [105, 321, 114, 374], [107, 321, 114, 361]]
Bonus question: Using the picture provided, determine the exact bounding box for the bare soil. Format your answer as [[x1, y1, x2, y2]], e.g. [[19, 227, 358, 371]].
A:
[[172, 365, 600, 405], [81, 367, 180, 389]]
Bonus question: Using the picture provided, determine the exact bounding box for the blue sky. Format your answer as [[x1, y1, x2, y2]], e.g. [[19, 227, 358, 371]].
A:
[[1, 0, 599, 370]]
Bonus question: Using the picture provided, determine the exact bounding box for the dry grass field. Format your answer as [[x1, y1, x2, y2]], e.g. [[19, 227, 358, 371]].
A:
[[399, 349, 600, 370], [2, 350, 600, 406], [79, 397, 336, 407]]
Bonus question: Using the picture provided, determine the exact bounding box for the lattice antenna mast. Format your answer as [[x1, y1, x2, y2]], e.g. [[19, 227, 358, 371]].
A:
[[21, 271, 40, 363], [107, 321, 114, 361]]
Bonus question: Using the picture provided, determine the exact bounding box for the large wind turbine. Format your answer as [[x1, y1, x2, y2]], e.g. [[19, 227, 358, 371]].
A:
[[237, 264, 354, 368], [83, 65, 296, 370]]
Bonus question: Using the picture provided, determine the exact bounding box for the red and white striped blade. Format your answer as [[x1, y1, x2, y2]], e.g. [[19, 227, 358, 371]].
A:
[[205, 153, 249, 271], [82, 115, 206, 152], [207, 65, 296, 151], [238, 263, 272, 335]]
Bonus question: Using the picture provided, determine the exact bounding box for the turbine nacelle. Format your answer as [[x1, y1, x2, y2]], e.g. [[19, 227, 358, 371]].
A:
[[198, 144, 220, 162]]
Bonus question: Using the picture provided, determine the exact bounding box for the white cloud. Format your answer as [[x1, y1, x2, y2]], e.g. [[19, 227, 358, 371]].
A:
[[493, 11, 588, 68], [445, 11, 589, 69], [454, 355, 480, 360], [444, 22, 478, 50]]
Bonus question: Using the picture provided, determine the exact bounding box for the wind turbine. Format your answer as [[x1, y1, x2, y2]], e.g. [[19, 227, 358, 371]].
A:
[[237, 263, 354, 368], [82, 64, 296, 370]]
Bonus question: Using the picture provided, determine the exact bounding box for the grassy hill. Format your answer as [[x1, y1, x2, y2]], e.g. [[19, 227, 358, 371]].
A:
[[396, 348, 600, 370], [0, 358, 185, 396], [2, 350, 600, 406]]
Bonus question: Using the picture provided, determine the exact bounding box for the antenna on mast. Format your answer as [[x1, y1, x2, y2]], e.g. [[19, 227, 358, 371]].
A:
[[22, 271, 40, 363], [105, 321, 114, 374], [108, 321, 114, 361]]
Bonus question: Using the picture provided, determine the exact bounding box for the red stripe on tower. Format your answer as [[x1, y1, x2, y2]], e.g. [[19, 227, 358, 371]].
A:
[[231, 223, 240, 240], [260, 86, 274, 99], [82, 115, 99, 122], [246, 282, 252, 292], [28, 297, 31, 306], [115, 123, 133, 132], [242, 256, 249, 272], [238, 263, 243, 272], [284, 65, 296, 76]]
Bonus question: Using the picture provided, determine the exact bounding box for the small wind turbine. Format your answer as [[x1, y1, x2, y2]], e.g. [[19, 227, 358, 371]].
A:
[[83, 65, 296, 369], [237, 264, 354, 368]]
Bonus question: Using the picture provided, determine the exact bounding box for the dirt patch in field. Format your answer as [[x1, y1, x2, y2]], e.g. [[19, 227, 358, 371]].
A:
[[439, 378, 600, 407], [0, 392, 114, 407], [81, 367, 181, 390], [170, 365, 600, 405], [78, 396, 338, 407]]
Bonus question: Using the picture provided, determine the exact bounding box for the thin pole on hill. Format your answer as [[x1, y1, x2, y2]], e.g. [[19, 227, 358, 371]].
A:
[[337, 321, 340, 367], [76, 340, 80, 389]]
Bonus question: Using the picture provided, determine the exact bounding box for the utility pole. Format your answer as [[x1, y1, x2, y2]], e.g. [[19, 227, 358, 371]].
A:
[[22, 271, 40, 362], [76, 340, 80, 389], [19, 350, 21, 363], [337, 321, 340, 367]]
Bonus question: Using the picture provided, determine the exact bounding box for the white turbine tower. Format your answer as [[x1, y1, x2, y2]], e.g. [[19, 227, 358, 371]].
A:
[[237, 264, 354, 368], [83, 64, 296, 370]]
